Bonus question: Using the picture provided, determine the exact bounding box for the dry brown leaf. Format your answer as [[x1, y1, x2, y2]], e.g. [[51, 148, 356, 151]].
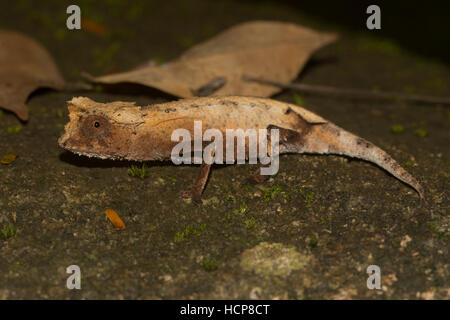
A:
[[1, 154, 17, 165], [104, 209, 126, 230], [0, 30, 65, 120], [90, 21, 338, 98]]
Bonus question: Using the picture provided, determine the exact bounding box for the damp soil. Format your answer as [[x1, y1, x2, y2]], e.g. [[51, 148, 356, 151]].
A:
[[0, 0, 448, 299]]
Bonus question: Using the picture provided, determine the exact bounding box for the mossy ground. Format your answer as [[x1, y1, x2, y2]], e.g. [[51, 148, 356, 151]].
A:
[[0, 0, 448, 299]]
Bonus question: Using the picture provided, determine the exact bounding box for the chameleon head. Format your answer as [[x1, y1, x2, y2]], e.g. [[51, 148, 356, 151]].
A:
[[58, 97, 139, 160]]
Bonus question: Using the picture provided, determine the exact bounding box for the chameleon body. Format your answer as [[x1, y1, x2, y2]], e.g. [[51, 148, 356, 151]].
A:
[[58, 96, 424, 201]]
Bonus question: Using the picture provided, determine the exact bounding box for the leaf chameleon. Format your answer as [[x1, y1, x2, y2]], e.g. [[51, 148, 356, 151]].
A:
[[59, 96, 424, 202]]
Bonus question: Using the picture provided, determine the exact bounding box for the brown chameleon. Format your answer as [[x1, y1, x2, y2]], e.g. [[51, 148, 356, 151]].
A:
[[58, 96, 424, 202]]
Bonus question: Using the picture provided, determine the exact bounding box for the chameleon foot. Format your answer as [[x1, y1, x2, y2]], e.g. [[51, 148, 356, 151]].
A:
[[243, 165, 271, 185], [179, 190, 202, 204]]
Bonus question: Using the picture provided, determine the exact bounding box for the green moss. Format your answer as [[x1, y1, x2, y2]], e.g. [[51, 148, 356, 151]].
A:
[[166, 176, 177, 182], [220, 213, 233, 223], [201, 258, 218, 272], [53, 28, 68, 41], [223, 194, 234, 202], [11, 262, 21, 271], [243, 217, 256, 229], [1, 224, 17, 240], [233, 203, 248, 215], [403, 161, 415, 168], [309, 235, 318, 248], [127, 164, 148, 179], [0, 109, 3, 117], [173, 232, 185, 243], [93, 42, 121, 70], [173, 223, 206, 243], [7, 126, 22, 134], [357, 36, 402, 56], [411, 121, 426, 127], [282, 193, 293, 200], [203, 196, 220, 206], [293, 93, 304, 106], [299, 189, 315, 203], [30, 12, 54, 29], [414, 129, 428, 137], [391, 124, 404, 133], [125, 3, 146, 21], [56, 108, 65, 118], [262, 185, 283, 202], [436, 232, 447, 240], [426, 78, 444, 89], [403, 86, 415, 94]]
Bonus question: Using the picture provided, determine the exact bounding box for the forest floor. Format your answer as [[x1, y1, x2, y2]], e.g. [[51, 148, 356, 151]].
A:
[[0, 0, 448, 299]]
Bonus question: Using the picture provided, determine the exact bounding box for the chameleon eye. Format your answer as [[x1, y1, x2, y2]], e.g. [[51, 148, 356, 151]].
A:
[[94, 121, 100, 128]]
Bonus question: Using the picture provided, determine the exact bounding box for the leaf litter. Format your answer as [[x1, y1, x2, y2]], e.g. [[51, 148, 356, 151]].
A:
[[0, 30, 65, 120], [105, 209, 126, 231], [87, 21, 338, 98]]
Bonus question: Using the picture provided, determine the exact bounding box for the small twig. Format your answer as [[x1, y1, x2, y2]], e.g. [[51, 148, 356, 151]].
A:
[[244, 75, 450, 106], [191, 77, 227, 97]]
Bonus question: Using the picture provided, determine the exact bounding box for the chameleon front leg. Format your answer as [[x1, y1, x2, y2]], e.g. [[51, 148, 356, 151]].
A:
[[179, 145, 215, 204], [179, 161, 212, 204]]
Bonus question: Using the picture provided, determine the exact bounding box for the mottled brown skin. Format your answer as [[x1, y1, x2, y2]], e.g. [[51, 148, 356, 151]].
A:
[[58, 96, 424, 202]]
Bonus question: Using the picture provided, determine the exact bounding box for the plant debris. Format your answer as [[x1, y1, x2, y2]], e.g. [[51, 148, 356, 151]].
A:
[[0, 30, 65, 120], [87, 21, 337, 98], [1, 154, 17, 165], [104, 209, 126, 231]]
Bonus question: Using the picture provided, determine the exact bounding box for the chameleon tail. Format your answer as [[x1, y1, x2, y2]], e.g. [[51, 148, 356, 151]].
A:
[[300, 123, 424, 200]]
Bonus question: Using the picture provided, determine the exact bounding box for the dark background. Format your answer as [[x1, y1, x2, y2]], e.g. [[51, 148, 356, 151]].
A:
[[280, 0, 449, 63]]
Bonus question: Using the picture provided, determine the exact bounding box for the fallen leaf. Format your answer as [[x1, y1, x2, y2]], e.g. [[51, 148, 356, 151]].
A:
[[1, 154, 17, 165], [89, 21, 338, 98], [104, 209, 126, 230], [0, 30, 65, 120], [81, 18, 109, 37]]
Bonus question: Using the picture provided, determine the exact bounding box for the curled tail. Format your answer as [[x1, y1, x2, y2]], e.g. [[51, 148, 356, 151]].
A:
[[297, 123, 424, 199]]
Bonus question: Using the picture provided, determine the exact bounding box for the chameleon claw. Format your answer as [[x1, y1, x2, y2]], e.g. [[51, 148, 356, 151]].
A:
[[179, 190, 192, 198], [179, 190, 202, 204], [243, 176, 259, 185], [243, 165, 271, 185]]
